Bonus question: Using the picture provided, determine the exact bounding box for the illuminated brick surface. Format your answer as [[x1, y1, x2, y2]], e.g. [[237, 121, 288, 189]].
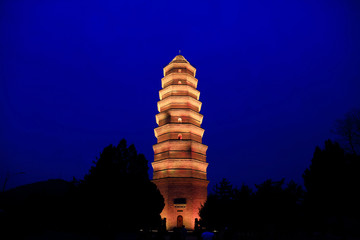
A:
[[152, 55, 208, 230]]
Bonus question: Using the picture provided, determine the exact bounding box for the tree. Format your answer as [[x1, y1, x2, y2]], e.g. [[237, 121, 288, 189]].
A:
[[199, 178, 239, 230], [0, 139, 165, 238], [332, 109, 360, 154], [253, 179, 303, 235], [75, 139, 164, 232], [303, 140, 345, 217], [303, 140, 360, 234], [0, 179, 74, 238], [199, 178, 303, 235], [213, 178, 234, 200], [232, 184, 254, 231]]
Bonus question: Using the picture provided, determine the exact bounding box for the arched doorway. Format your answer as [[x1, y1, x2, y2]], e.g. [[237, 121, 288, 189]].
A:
[[177, 215, 183, 228]]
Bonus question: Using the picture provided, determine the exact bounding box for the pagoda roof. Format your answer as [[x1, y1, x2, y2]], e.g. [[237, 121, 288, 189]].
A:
[[169, 55, 189, 64], [164, 54, 196, 77]]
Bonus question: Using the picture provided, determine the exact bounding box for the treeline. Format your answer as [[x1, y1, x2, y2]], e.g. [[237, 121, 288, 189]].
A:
[[199, 140, 360, 238], [1, 110, 359, 239], [0, 139, 164, 238]]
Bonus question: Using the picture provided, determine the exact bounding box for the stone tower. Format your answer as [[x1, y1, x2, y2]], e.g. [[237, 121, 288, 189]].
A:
[[152, 55, 209, 230]]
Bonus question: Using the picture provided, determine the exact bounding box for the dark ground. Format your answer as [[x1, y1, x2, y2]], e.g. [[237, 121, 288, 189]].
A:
[[20, 231, 360, 240]]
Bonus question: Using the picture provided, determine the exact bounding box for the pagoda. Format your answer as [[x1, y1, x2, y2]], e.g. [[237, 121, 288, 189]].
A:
[[152, 55, 208, 230]]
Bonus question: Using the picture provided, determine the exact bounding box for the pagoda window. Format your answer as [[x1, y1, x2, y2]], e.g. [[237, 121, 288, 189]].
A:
[[174, 198, 186, 204], [178, 80, 182, 84], [178, 118, 182, 123], [178, 134, 182, 140]]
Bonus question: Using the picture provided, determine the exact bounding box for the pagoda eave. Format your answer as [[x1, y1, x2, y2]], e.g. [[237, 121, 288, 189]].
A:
[[154, 124, 205, 138], [163, 62, 196, 76]]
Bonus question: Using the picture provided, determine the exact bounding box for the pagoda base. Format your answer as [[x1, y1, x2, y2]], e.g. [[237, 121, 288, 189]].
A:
[[153, 177, 208, 230]]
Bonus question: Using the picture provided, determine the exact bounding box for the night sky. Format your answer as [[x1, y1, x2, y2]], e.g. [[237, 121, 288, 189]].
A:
[[1, 0, 360, 191]]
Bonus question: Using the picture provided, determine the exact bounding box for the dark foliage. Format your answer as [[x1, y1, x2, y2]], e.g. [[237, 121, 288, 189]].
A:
[[200, 140, 360, 238], [73, 139, 164, 232], [303, 139, 360, 234], [253, 179, 304, 235], [0, 179, 74, 238], [332, 109, 360, 154], [199, 178, 240, 230], [199, 178, 303, 236], [0, 139, 164, 238]]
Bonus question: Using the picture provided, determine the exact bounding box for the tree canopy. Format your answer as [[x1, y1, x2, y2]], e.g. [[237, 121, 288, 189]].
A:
[[332, 109, 360, 154], [303, 139, 360, 232], [0, 139, 165, 238], [199, 178, 303, 235], [75, 139, 165, 232]]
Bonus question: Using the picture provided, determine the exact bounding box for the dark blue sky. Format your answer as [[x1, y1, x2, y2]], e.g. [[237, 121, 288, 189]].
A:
[[1, 0, 359, 191]]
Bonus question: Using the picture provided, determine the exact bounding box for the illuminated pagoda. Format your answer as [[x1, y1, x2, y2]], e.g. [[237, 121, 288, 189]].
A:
[[152, 55, 208, 230]]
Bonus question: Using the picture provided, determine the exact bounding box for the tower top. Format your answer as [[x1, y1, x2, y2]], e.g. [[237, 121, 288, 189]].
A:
[[163, 54, 196, 77], [170, 55, 189, 64]]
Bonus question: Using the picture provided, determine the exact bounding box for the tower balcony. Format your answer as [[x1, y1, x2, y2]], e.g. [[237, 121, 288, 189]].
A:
[[161, 73, 198, 89], [153, 140, 208, 155], [153, 169, 207, 180], [154, 150, 206, 162], [152, 159, 208, 173], [159, 85, 200, 100], [157, 96, 202, 112], [154, 124, 204, 138], [165, 68, 195, 77], [156, 109, 203, 126], [157, 132, 202, 143], [157, 115, 202, 127], [163, 60, 196, 77]]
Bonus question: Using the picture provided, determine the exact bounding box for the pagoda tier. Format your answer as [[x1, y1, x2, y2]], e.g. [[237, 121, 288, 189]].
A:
[[159, 85, 200, 100], [152, 55, 208, 230], [153, 159, 208, 179], [161, 74, 198, 88], [157, 95, 202, 112], [155, 109, 203, 127], [155, 124, 204, 140]]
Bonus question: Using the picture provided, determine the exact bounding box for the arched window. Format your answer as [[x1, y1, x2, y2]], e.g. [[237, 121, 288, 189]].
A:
[[178, 117, 182, 123], [178, 80, 182, 84], [178, 134, 182, 140], [178, 69, 182, 73]]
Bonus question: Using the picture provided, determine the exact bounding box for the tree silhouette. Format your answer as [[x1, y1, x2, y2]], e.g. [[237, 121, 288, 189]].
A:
[[253, 179, 303, 236], [303, 140, 360, 234], [213, 178, 234, 200], [332, 109, 360, 154], [199, 178, 303, 236], [75, 139, 164, 232], [0, 139, 164, 238], [303, 140, 345, 219], [199, 178, 238, 230], [0, 179, 74, 238]]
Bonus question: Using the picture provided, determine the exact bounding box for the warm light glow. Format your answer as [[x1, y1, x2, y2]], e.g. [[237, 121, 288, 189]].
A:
[[159, 85, 200, 100], [157, 96, 202, 112], [163, 61, 196, 77], [153, 55, 208, 230], [161, 74, 198, 89], [155, 109, 204, 125], [153, 141, 208, 159], [154, 124, 205, 138], [152, 159, 208, 172]]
